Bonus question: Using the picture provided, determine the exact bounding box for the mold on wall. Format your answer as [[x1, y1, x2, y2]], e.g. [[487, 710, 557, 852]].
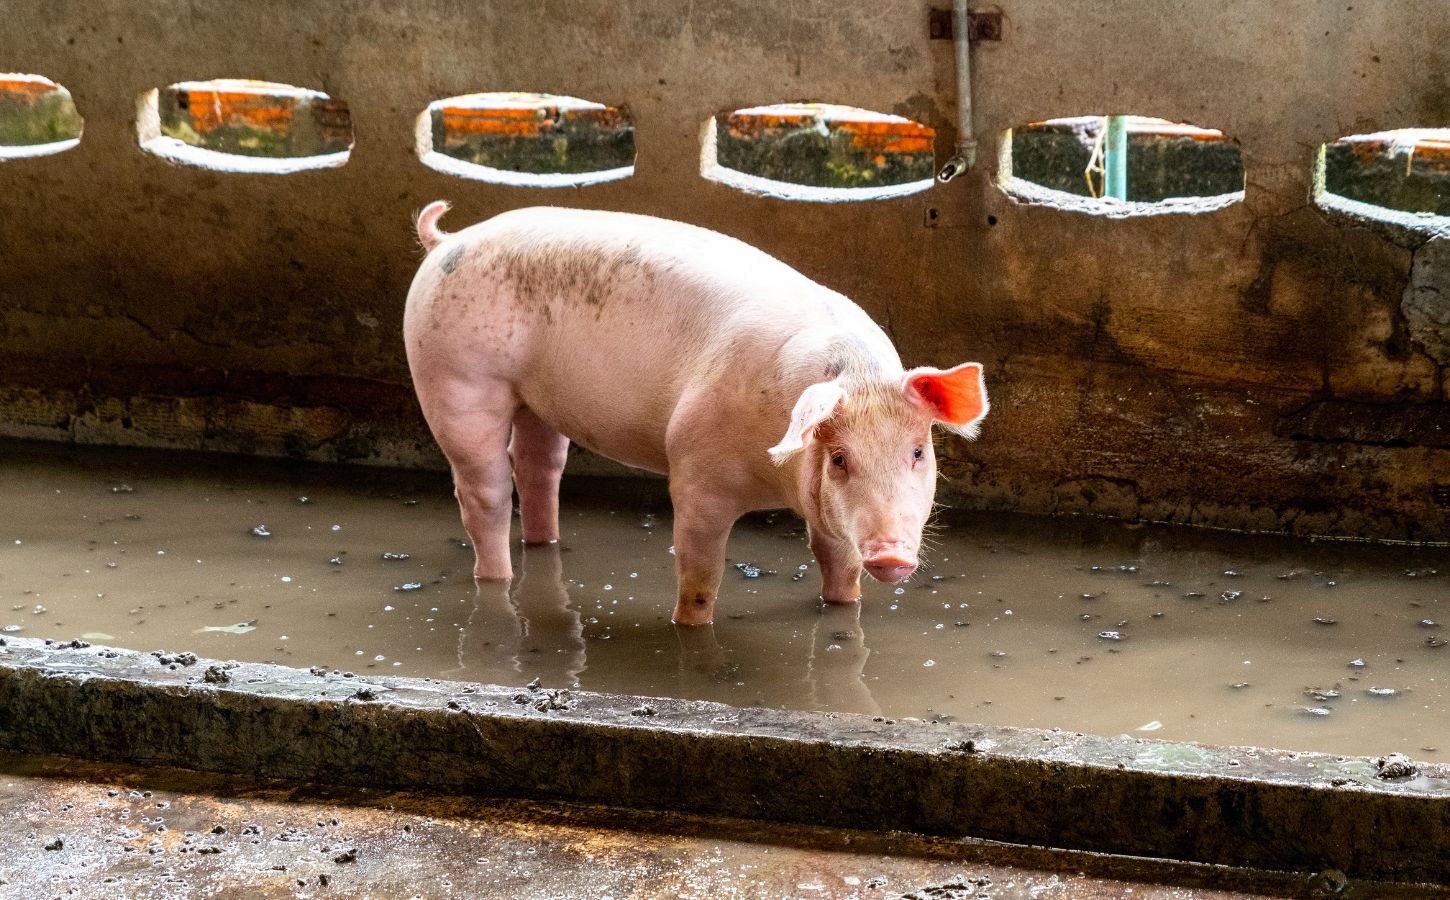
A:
[[0, 0, 1447, 541]]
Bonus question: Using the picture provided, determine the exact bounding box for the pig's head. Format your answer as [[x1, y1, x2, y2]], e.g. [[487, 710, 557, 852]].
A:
[[768, 363, 988, 587]]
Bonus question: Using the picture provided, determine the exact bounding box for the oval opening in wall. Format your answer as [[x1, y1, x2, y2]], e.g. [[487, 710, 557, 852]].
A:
[[1316, 128, 1450, 231], [702, 102, 936, 201], [416, 92, 634, 187], [137, 79, 352, 174], [0, 74, 83, 160], [1002, 115, 1244, 216]]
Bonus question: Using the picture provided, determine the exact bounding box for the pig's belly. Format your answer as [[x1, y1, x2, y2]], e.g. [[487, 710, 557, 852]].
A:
[[517, 376, 673, 476]]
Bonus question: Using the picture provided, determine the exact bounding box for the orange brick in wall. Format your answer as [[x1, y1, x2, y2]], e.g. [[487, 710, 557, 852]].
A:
[[0, 77, 60, 105], [180, 89, 296, 136]]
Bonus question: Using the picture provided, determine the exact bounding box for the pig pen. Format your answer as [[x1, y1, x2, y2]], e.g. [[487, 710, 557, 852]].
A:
[[3, 0, 1450, 896]]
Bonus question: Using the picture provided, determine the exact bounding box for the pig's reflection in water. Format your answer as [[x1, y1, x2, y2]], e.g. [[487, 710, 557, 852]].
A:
[[449, 544, 586, 687], [447, 544, 879, 716], [672, 603, 879, 715], [806, 603, 881, 716]]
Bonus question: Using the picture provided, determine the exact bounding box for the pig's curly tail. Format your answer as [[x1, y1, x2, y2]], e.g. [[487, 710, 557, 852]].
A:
[[416, 200, 451, 252]]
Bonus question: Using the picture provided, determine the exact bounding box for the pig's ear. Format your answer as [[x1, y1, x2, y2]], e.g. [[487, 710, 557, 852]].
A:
[[904, 362, 989, 439], [768, 381, 846, 465]]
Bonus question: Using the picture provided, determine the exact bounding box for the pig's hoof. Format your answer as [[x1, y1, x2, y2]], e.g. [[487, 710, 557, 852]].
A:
[[819, 593, 862, 606], [473, 568, 513, 582], [521, 537, 559, 547]]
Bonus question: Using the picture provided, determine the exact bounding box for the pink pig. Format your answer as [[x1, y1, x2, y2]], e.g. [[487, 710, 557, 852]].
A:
[[404, 202, 988, 625]]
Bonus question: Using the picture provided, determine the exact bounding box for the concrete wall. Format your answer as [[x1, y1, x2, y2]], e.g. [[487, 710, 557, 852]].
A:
[[2, 0, 1448, 540]]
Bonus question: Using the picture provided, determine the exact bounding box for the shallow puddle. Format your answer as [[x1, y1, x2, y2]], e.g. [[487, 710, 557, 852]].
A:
[[1, 440, 1446, 759]]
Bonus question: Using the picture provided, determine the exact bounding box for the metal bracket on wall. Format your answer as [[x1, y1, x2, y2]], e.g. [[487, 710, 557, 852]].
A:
[[929, 8, 1003, 42]]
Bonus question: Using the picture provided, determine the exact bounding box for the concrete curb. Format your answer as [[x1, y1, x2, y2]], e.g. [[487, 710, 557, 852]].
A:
[[1, 636, 1446, 884]]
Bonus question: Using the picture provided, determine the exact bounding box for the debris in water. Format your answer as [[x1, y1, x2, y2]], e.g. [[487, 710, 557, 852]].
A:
[[250, 525, 272, 538], [1347, 658, 1367, 668], [1230, 682, 1251, 689], [1313, 617, 1338, 626], [1303, 707, 1333, 717], [630, 704, 657, 717], [1137, 721, 1163, 732], [110, 484, 134, 494], [197, 620, 257, 635], [1419, 619, 1442, 628], [1220, 590, 1242, 601], [44, 837, 63, 851], [734, 562, 762, 578], [381, 552, 410, 561], [1304, 688, 1340, 701], [395, 582, 423, 592], [296, 496, 311, 504], [3, 624, 23, 634], [203, 665, 230, 684], [1098, 631, 1123, 641], [1427, 636, 1447, 648], [1366, 687, 1398, 697]]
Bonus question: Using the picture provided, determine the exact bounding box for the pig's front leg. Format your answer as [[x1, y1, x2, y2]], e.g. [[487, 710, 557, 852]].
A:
[[669, 491, 739, 626], [809, 527, 863, 605]]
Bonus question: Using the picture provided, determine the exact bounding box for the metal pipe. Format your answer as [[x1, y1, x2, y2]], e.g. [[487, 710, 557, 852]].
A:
[[936, 0, 976, 183], [1103, 114, 1128, 199]]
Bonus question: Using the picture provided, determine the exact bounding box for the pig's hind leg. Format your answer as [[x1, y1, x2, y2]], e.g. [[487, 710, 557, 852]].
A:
[[419, 383, 520, 581], [508, 406, 570, 544]]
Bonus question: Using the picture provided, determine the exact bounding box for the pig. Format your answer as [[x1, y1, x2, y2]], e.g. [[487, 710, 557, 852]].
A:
[[404, 201, 988, 626]]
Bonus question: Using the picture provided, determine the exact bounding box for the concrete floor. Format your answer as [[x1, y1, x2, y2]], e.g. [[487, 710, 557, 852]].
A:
[[1, 753, 1429, 900]]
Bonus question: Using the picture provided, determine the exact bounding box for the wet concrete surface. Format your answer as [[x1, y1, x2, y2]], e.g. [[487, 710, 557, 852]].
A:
[[2, 439, 1447, 759], [1, 636, 1447, 886], [1, 752, 1439, 900]]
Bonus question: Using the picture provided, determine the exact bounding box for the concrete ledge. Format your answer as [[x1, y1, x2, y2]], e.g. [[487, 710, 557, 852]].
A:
[[1, 636, 1446, 885]]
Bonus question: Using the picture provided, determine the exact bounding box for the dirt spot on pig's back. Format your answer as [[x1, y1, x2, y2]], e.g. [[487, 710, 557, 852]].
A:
[[439, 244, 466, 275], [511, 243, 656, 313]]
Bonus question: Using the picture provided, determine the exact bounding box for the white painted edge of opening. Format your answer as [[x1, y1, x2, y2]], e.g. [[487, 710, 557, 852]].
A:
[[138, 135, 350, 174], [417, 149, 634, 188], [697, 117, 934, 203], [1001, 176, 1244, 218], [0, 137, 81, 161], [1315, 190, 1450, 240]]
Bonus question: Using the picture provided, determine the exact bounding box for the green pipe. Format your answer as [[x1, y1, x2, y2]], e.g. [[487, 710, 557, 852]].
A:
[[1104, 115, 1128, 200]]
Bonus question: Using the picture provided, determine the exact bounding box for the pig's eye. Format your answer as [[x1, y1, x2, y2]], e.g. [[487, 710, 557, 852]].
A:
[[831, 452, 847, 469], [912, 446, 924, 461]]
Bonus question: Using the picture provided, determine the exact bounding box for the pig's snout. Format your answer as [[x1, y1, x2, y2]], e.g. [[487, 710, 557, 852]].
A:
[[862, 542, 918, 584]]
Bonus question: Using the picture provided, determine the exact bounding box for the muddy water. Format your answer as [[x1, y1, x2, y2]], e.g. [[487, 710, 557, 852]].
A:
[[2, 440, 1446, 759]]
